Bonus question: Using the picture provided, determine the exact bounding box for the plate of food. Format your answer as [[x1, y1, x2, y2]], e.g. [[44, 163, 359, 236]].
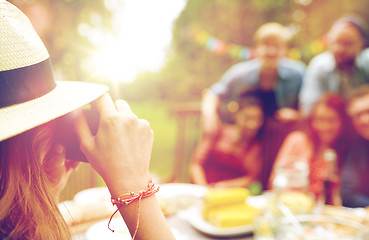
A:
[[321, 205, 369, 224], [179, 188, 262, 237], [59, 187, 116, 228], [275, 214, 369, 240], [156, 183, 208, 216], [180, 203, 256, 237]]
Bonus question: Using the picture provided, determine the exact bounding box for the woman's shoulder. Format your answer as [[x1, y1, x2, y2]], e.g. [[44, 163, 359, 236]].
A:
[[283, 131, 311, 145], [286, 130, 308, 139], [216, 124, 239, 142], [275, 131, 313, 164]]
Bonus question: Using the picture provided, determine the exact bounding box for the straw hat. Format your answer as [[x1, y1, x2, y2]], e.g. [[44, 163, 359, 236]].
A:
[[0, 0, 108, 142]]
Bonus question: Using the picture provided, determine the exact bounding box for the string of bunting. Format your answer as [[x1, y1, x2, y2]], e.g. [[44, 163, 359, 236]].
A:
[[191, 28, 254, 60], [191, 27, 327, 61]]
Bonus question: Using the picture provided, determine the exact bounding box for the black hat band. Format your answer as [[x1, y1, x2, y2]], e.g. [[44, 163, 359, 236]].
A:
[[0, 59, 56, 108]]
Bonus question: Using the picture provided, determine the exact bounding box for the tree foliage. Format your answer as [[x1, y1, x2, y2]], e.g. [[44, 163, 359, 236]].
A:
[[11, 0, 369, 103], [9, 0, 112, 83], [121, 0, 369, 102]]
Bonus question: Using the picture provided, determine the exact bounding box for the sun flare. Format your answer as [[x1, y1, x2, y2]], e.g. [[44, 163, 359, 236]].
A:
[[85, 0, 186, 83]]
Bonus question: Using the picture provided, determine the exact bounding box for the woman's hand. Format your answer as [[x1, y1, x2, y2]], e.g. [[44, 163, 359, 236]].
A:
[[74, 93, 154, 197], [74, 94, 176, 240], [274, 107, 301, 123]]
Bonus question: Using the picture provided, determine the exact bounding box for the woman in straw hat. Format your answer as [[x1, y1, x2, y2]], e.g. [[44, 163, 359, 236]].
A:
[[0, 1, 175, 239]]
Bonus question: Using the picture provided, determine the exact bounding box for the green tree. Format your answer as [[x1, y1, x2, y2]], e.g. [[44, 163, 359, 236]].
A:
[[9, 0, 112, 84], [12, 0, 369, 102], [134, 0, 369, 102]]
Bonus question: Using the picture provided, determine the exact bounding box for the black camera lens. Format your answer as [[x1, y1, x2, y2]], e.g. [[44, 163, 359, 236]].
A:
[[54, 109, 99, 162]]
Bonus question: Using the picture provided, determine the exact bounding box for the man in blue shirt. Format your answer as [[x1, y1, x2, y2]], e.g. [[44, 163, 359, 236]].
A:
[[202, 22, 305, 136], [341, 84, 369, 208], [299, 15, 369, 116]]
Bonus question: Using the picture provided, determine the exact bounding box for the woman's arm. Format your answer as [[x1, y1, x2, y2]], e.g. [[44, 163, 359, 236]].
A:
[[191, 164, 208, 186], [212, 142, 262, 189], [268, 131, 312, 189], [190, 135, 214, 186], [75, 93, 175, 240], [201, 90, 221, 136]]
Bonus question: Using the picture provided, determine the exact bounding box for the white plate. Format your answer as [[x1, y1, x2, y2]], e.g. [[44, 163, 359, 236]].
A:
[[85, 217, 131, 240], [179, 202, 254, 237]]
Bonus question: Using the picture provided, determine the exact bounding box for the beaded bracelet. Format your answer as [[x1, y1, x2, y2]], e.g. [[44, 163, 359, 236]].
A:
[[108, 178, 160, 240]]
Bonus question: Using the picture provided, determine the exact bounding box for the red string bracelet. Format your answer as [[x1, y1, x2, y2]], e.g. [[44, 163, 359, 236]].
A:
[[108, 178, 160, 240]]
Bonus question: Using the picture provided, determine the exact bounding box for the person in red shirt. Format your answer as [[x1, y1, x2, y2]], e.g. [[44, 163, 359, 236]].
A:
[[191, 93, 266, 189]]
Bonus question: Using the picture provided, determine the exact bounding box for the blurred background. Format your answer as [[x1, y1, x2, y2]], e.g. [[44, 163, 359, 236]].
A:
[[9, 0, 369, 200]]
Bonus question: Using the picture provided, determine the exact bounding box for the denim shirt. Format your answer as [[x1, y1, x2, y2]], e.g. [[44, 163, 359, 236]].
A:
[[210, 58, 305, 111], [299, 48, 369, 115]]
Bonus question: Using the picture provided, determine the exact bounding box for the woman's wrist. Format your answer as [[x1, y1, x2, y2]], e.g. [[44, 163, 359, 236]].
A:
[[111, 179, 159, 205], [104, 174, 151, 198], [107, 178, 160, 238]]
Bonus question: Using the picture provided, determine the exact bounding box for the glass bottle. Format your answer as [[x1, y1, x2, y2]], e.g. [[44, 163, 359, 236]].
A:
[[254, 160, 311, 240], [322, 148, 339, 205], [272, 160, 312, 215]]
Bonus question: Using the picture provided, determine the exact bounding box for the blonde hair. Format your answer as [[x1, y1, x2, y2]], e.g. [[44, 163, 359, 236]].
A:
[[254, 22, 292, 43], [0, 121, 70, 239]]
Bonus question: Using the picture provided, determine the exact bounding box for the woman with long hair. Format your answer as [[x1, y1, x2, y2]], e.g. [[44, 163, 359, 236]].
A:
[[0, 1, 175, 239], [0, 121, 71, 239], [269, 93, 353, 205]]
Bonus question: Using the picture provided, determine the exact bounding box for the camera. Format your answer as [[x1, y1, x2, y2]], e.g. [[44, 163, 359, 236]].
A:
[[54, 108, 100, 162]]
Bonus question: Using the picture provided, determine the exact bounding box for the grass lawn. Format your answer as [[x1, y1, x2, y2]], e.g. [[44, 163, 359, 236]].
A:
[[131, 101, 202, 182]]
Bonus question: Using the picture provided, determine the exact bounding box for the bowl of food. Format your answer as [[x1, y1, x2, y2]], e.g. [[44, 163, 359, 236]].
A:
[[275, 214, 369, 240]]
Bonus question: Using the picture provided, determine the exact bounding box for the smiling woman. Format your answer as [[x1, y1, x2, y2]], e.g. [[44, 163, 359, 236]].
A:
[[82, 0, 186, 84], [269, 93, 354, 205]]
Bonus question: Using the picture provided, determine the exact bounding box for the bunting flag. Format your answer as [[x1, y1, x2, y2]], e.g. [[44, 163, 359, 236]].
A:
[[192, 28, 254, 60], [191, 27, 327, 61]]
